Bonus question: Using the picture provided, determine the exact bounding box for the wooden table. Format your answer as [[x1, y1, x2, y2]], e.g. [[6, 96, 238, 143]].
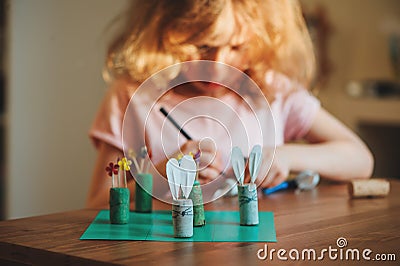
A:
[[0, 180, 399, 265]]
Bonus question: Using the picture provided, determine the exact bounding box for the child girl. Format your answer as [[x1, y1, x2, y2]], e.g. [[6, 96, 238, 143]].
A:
[[86, 0, 373, 208]]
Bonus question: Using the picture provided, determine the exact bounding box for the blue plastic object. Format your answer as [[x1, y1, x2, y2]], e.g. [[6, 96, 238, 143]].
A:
[[262, 180, 295, 195], [262, 170, 320, 195]]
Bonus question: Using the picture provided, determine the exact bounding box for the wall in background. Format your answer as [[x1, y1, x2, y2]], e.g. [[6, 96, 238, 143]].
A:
[[0, 0, 7, 220], [301, 0, 400, 178], [6, 0, 128, 219], [301, 0, 400, 128]]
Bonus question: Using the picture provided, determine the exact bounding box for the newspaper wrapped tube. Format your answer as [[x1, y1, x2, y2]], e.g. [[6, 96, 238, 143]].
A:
[[238, 184, 259, 225], [172, 199, 193, 238]]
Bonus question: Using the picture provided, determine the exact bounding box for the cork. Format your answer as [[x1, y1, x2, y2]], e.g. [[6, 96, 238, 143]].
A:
[[172, 199, 193, 238], [109, 188, 130, 224], [349, 179, 390, 198], [135, 173, 153, 213], [238, 184, 259, 226], [189, 180, 206, 226]]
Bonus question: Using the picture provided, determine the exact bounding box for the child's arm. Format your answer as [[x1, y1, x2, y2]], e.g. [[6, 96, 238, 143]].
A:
[[260, 108, 374, 188], [86, 142, 134, 209]]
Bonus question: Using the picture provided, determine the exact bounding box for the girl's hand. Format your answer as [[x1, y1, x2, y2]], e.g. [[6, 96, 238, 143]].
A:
[[180, 138, 223, 184], [257, 146, 291, 188]]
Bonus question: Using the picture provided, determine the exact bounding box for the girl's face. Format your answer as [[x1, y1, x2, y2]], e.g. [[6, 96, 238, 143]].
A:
[[178, 1, 252, 97]]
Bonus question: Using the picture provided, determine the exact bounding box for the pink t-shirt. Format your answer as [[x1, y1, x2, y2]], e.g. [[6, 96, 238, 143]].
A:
[[90, 73, 320, 157], [89, 71, 320, 201]]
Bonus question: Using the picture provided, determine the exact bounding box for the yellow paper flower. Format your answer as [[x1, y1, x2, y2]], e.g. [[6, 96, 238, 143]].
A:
[[118, 157, 132, 171]]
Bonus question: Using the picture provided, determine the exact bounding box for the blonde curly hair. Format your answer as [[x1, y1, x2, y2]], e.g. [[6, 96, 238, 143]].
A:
[[105, 0, 316, 99]]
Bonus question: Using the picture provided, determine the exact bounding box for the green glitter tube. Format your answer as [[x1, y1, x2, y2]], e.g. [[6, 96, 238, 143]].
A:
[[189, 180, 205, 226], [238, 184, 259, 226], [135, 173, 153, 213], [109, 187, 130, 224]]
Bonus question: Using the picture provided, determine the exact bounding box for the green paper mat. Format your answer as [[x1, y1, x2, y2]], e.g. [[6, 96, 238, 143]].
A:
[[80, 210, 276, 242]]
